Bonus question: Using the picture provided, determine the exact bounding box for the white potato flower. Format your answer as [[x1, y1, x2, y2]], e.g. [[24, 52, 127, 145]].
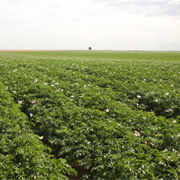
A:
[[134, 131, 140, 137], [18, 101, 22, 104], [39, 136, 43, 140]]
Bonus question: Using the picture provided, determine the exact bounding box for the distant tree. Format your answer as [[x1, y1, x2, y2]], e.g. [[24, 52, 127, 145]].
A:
[[88, 47, 92, 50]]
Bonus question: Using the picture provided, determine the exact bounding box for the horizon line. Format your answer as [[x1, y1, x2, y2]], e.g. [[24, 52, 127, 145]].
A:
[[0, 49, 180, 52]]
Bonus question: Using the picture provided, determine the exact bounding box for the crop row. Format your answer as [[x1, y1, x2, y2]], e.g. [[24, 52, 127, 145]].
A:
[[0, 54, 180, 179], [1, 56, 180, 118], [0, 81, 76, 179]]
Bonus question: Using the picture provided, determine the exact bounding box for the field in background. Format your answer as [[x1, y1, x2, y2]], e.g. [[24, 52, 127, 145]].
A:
[[0, 51, 180, 179], [1, 50, 180, 62]]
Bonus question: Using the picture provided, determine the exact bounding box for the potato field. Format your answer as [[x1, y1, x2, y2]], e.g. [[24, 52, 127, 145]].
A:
[[0, 51, 180, 179]]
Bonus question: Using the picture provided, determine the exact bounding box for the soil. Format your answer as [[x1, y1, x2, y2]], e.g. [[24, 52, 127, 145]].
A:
[[0, 50, 82, 52]]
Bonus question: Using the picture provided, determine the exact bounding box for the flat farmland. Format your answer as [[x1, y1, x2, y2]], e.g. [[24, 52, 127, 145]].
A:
[[0, 51, 180, 179]]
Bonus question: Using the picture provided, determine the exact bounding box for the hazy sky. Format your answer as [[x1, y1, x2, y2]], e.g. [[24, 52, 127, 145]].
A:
[[0, 0, 180, 50]]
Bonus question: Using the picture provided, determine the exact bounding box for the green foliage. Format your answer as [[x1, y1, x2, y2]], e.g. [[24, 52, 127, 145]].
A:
[[0, 82, 76, 179], [0, 51, 180, 179]]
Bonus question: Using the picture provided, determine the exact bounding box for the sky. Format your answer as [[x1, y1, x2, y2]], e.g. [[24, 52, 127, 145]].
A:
[[0, 0, 180, 50]]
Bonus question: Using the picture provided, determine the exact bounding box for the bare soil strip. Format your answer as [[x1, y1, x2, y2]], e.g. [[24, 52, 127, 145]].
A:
[[0, 50, 82, 52]]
